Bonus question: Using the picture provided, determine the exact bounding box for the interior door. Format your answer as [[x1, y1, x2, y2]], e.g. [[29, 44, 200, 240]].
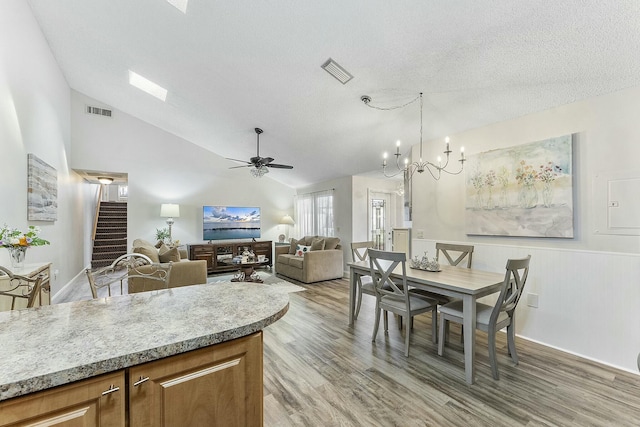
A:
[[369, 191, 392, 250]]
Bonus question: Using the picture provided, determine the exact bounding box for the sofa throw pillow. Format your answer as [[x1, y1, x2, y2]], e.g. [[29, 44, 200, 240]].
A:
[[132, 239, 161, 263], [324, 237, 340, 250], [288, 238, 299, 255], [295, 244, 312, 257], [310, 238, 325, 251], [159, 247, 181, 263]]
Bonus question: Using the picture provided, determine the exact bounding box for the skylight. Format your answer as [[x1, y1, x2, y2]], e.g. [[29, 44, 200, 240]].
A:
[[166, 0, 188, 13], [128, 71, 167, 101]]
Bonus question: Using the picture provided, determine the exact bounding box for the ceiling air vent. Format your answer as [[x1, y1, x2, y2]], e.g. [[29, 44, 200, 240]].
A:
[[321, 58, 354, 84], [85, 105, 112, 117]]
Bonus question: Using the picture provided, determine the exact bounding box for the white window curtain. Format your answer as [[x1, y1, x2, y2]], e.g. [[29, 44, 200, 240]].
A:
[[294, 189, 335, 237]]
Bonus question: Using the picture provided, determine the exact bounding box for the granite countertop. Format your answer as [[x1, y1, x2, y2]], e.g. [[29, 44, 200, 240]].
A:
[[0, 282, 289, 401]]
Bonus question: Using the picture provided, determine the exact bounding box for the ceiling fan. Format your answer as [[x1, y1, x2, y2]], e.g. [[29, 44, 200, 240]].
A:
[[227, 128, 293, 175]]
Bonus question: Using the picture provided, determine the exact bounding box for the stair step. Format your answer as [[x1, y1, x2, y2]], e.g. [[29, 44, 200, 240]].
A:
[[96, 228, 127, 234], [93, 245, 127, 253], [92, 239, 126, 245], [92, 251, 127, 261]]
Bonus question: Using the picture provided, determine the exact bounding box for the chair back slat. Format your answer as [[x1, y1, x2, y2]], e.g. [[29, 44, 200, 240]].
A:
[[435, 243, 474, 268], [351, 241, 374, 262], [490, 255, 531, 324], [368, 249, 407, 300], [0, 266, 44, 309]]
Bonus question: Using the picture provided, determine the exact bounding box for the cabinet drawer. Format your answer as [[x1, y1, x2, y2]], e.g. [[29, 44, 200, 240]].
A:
[[192, 246, 213, 254]]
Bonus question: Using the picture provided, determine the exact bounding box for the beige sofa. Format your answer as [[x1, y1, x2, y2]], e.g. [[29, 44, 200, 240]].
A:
[[275, 236, 343, 283], [129, 239, 207, 292]]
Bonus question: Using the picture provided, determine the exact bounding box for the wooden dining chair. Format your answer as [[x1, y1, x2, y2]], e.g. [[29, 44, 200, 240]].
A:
[[436, 243, 474, 268], [350, 241, 375, 319], [86, 253, 172, 298], [0, 266, 44, 310], [437, 255, 531, 380], [368, 249, 439, 356], [410, 243, 476, 336]]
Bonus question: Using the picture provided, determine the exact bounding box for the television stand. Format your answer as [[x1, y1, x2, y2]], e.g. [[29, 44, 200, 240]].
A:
[[188, 240, 273, 275]]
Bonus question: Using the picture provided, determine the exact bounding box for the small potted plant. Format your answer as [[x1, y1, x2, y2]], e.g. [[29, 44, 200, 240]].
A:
[[155, 227, 170, 244]]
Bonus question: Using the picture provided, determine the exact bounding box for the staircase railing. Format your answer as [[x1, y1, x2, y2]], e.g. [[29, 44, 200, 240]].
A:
[[91, 184, 104, 242]]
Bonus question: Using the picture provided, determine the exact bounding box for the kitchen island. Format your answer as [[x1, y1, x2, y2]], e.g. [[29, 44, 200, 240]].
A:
[[0, 281, 289, 426]]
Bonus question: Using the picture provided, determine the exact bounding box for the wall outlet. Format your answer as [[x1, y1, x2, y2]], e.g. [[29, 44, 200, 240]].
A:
[[527, 293, 539, 308]]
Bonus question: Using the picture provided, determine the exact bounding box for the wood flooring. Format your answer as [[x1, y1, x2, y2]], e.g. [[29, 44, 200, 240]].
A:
[[263, 276, 640, 427], [57, 272, 640, 426]]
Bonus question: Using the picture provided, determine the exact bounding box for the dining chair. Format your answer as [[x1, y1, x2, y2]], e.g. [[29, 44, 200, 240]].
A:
[[410, 243, 474, 303], [0, 266, 44, 310], [368, 249, 439, 357], [86, 253, 172, 298], [436, 243, 474, 268], [437, 255, 531, 380], [350, 241, 375, 319]]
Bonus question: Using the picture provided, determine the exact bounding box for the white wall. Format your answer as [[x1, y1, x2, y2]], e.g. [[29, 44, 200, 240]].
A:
[[409, 86, 640, 373], [70, 91, 296, 260], [0, 0, 86, 295]]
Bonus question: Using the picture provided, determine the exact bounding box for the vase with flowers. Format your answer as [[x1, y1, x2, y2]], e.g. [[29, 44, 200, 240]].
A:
[[515, 160, 538, 209], [0, 224, 50, 268]]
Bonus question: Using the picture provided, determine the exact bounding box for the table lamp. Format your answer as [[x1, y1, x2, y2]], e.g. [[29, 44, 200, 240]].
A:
[[280, 214, 295, 242], [160, 203, 180, 244]]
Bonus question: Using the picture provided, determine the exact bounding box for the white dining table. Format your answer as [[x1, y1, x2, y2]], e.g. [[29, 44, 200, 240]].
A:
[[348, 260, 506, 385]]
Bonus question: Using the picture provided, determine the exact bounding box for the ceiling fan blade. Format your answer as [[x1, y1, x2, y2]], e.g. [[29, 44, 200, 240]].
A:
[[262, 157, 274, 164], [266, 163, 294, 169], [229, 164, 253, 169], [226, 157, 252, 165]]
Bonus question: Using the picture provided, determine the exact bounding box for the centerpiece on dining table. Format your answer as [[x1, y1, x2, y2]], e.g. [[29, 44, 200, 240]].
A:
[[0, 224, 50, 269], [410, 251, 441, 272]]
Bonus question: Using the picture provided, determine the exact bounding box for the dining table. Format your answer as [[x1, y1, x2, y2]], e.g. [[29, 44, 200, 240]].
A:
[[348, 260, 506, 385]]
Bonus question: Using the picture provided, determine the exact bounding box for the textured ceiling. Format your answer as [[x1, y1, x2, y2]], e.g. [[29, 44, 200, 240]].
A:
[[27, 0, 640, 188]]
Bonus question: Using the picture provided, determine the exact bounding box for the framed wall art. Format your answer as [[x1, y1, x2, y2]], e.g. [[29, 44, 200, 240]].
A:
[[27, 153, 57, 221], [465, 134, 573, 238]]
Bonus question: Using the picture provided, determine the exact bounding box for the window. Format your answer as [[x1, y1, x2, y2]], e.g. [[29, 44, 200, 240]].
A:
[[294, 189, 334, 237]]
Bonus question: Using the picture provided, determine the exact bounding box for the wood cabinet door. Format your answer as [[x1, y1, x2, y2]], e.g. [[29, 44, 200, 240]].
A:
[[129, 332, 263, 427], [0, 371, 125, 427]]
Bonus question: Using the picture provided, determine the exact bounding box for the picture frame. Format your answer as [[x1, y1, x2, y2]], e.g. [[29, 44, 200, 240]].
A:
[[465, 134, 573, 238], [27, 154, 57, 221]]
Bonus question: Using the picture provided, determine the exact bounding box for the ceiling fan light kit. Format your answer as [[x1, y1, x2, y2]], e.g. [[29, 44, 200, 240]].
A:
[[227, 128, 293, 178]]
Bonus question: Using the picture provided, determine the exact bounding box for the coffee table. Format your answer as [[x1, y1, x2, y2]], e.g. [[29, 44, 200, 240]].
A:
[[222, 259, 269, 283]]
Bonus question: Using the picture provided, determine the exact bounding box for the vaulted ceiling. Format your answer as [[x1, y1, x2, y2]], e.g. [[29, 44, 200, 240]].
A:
[[27, 0, 640, 188]]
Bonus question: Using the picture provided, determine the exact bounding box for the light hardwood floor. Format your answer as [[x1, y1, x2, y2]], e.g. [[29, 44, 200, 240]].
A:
[[58, 273, 640, 426], [264, 276, 640, 427]]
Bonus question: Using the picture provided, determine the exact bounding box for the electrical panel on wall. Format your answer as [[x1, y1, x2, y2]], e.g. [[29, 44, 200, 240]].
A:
[[593, 170, 640, 235]]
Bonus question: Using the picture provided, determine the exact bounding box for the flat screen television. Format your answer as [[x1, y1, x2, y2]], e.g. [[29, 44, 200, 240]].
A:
[[203, 206, 261, 241]]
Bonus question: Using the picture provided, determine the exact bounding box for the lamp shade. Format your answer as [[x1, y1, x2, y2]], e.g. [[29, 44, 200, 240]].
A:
[[160, 203, 180, 218], [280, 215, 295, 225]]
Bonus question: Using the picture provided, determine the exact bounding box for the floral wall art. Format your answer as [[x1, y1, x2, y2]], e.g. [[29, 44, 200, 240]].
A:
[[465, 134, 573, 237], [27, 153, 57, 221]]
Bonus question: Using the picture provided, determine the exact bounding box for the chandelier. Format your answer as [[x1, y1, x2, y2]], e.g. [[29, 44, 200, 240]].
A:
[[361, 92, 466, 180]]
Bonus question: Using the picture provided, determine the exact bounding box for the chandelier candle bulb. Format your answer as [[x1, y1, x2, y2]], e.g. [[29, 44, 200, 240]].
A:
[[445, 137, 450, 153]]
